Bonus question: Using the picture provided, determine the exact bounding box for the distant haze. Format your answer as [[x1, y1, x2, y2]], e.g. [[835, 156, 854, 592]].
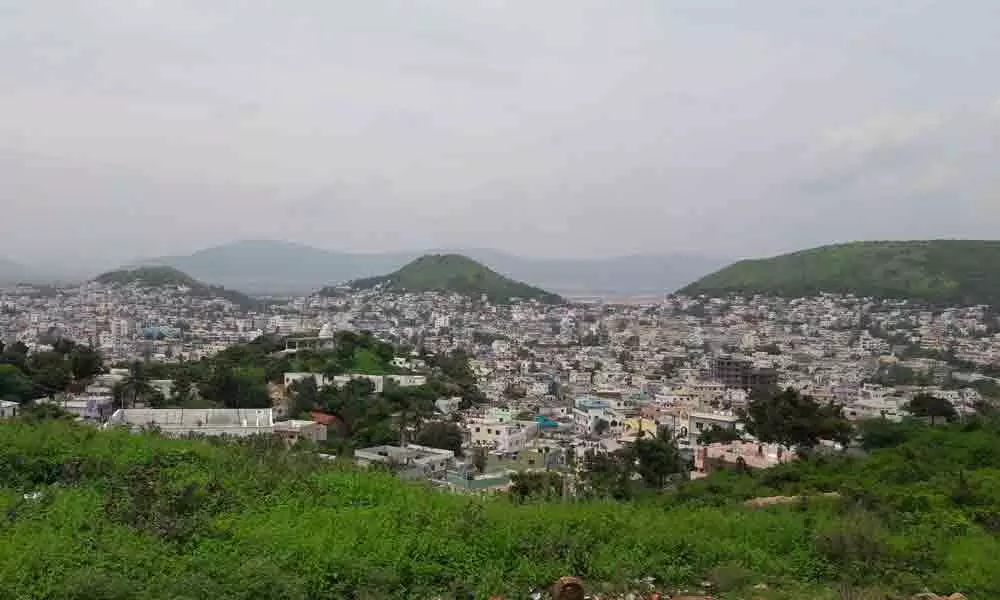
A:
[[2, 1, 999, 268], [138, 240, 728, 296]]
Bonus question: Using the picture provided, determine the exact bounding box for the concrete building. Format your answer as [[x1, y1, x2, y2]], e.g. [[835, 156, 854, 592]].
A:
[[273, 419, 328, 444], [107, 408, 274, 437], [354, 444, 456, 479], [709, 355, 778, 391], [0, 400, 19, 419], [468, 420, 538, 453], [692, 441, 796, 478]]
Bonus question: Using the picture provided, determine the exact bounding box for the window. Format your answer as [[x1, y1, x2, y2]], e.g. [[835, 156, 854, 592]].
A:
[[475, 427, 481, 433]]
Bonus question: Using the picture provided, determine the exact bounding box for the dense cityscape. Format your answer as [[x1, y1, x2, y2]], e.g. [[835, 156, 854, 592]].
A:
[[4, 275, 998, 489]]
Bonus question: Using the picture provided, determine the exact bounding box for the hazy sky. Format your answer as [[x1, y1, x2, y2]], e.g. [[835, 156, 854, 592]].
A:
[[2, 0, 999, 265]]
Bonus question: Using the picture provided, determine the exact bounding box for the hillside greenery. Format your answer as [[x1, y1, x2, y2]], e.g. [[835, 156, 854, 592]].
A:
[[2, 417, 1000, 598], [95, 266, 262, 310], [681, 240, 1000, 305], [338, 254, 563, 304]]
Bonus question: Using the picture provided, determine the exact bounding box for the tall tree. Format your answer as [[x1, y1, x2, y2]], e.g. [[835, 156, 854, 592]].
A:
[[905, 393, 957, 425], [172, 370, 195, 406], [288, 377, 320, 418], [415, 421, 464, 456], [119, 361, 155, 408], [744, 387, 851, 450], [27, 351, 72, 398], [632, 427, 684, 489], [0, 364, 33, 402], [69, 345, 104, 382]]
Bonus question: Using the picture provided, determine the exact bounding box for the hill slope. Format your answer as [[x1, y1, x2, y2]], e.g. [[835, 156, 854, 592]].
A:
[[2, 420, 999, 598], [142, 239, 723, 295], [343, 253, 563, 304], [680, 240, 1000, 305], [94, 266, 261, 309]]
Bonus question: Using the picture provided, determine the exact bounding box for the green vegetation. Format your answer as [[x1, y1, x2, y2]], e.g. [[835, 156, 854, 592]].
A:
[[0, 338, 104, 401], [95, 266, 262, 310], [681, 240, 1000, 305], [744, 388, 852, 450], [3, 418, 1000, 598], [336, 253, 563, 304]]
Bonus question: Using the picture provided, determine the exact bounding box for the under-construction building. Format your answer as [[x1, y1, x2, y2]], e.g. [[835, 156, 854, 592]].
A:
[[709, 355, 778, 391]]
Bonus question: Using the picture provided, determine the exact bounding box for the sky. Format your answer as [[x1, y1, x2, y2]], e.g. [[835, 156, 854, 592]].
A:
[[2, 0, 999, 266]]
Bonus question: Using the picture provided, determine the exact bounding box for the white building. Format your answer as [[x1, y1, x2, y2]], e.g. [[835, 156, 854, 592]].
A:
[[107, 408, 274, 437], [0, 400, 19, 419], [354, 444, 455, 479], [468, 420, 538, 453]]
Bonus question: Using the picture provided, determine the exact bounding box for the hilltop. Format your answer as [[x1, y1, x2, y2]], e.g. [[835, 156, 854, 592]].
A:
[[94, 266, 262, 310], [339, 253, 563, 304], [140, 239, 722, 295], [680, 240, 1000, 305]]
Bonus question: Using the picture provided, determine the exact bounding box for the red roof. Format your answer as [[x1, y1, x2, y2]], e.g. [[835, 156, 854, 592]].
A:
[[310, 411, 339, 426]]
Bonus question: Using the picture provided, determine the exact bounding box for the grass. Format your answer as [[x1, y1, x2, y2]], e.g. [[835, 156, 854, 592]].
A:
[[1, 420, 998, 599]]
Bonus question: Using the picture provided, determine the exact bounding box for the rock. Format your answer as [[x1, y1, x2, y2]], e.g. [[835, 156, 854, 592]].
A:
[[947, 595, 968, 600], [551, 576, 585, 600]]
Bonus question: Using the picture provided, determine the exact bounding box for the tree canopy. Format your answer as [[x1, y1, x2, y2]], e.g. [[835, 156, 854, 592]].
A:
[[744, 387, 851, 450]]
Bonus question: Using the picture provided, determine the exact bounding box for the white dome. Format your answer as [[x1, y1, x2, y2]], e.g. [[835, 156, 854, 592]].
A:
[[317, 323, 335, 339]]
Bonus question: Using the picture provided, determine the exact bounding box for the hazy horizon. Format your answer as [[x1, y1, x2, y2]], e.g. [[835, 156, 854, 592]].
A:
[[3, 1, 999, 267]]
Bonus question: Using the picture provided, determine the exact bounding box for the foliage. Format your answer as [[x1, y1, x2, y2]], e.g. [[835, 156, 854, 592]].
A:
[[905, 393, 958, 424], [346, 253, 563, 304], [697, 425, 744, 445], [744, 387, 851, 450], [681, 239, 1000, 306], [632, 428, 685, 489], [2, 421, 1000, 597], [414, 421, 464, 457], [0, 364, 33, 401], [509, 471, 565, 503], [0, 339, 106, 402]]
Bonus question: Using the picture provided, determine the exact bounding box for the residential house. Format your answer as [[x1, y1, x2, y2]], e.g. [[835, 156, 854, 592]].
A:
[[0, 400, 19, 419]]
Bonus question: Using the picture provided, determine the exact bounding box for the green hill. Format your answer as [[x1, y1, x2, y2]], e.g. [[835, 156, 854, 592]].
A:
[[680, 240, 1000, 305], [94, 266, 262, 310], [339, 253, 563, 304]]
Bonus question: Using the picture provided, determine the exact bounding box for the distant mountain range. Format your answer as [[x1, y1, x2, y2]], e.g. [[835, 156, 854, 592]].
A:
[[93, 266, 262, 310], [680, 240, 1000, 306], [337, 253, 563, 304], [137, 240, 726, 296]]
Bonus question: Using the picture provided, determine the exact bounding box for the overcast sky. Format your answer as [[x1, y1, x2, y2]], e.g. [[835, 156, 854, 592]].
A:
[[2, 0, 999, 265]]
